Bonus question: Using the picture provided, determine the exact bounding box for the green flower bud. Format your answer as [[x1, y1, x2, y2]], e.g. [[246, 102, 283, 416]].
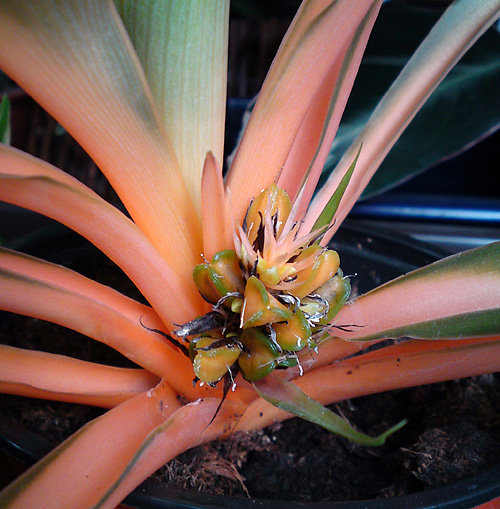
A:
[[238, 327, 280, 381], [192, 249, 244, 307], [241, 276, 293, 328], [273, 308, 312, 351], [190, 335, 241, 384]]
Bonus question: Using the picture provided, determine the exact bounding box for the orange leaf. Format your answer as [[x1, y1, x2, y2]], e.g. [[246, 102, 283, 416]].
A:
[[0, 145, 205, 326], [226, 0, 379, 224], [0, 381, 181, 508], [0, 247, 198, 393], [279, 1, 381, 218], [94, 398, 245, 507], [0, 1, 203, 274], [0, 345, 159, 408], [200, 152, 233, 259], [238, 336, 500, 431]]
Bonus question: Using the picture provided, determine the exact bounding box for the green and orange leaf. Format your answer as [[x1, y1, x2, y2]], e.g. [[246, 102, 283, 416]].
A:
[[116, 0, 229, 218], [333, 242, 500, 342], [304, 0, 500, 240], [253, 376, 406, 445], [0, 0, 202, 274], [93, 398, 245, 507], [240, 336, 500, 431], [0, 382, 180, 509]]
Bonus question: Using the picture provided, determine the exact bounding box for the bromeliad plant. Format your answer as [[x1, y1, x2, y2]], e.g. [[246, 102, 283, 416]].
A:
[[0, 0, 500, 506]]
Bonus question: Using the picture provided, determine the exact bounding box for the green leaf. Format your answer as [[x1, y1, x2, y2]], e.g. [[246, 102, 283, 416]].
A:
[[254, 377, 407, 446], [312, 144, 361, 232], [321, 2, 500, 198], [115, 0, 229, 217], [0, 94, 10, 144], [373, 309, 500, 341]]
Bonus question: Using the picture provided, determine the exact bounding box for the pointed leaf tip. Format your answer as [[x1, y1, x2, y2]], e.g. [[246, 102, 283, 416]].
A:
[[254, 376, 406, 446], [0, 95, 11, 144], [200, 151, 233, 258], [312, 144, 362, 233]]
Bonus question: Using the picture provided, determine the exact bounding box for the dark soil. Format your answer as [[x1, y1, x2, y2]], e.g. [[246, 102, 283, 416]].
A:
[[2, 357, 499, 502], [1, 230, 500, 503], [150, 375, 500, 501]]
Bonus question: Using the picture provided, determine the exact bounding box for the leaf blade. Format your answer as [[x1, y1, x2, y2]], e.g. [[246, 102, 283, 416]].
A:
[[325, 3, 500, 198], [0, 145, 205, 326], [333, 242, 500, 342], [0, 383, 180, 508], [226, 0, 380, 224], [311, 144, 361, 232], [116, 0, 229, 217], [0, 246, 197, 392], [0, 0, 202, 273], [279, 1, 381, 216], [305, 0, 500, 240], [0, 344, 158, 408], [93, 398, 243, 507], [0, 95, 10, 144], [200, 151, 233, 259], [238, 336, 500, 432], [254, 376, 406, 446]]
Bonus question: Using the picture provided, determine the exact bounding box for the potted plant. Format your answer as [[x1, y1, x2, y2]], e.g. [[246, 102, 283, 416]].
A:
[[0, 0, 499, 507]]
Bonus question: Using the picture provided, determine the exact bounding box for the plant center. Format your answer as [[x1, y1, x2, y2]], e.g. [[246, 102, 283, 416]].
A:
[[179, 184, 351, 386]]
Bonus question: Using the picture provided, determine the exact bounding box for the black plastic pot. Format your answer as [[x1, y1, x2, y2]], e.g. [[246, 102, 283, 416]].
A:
[[1, 220, 499, 508]]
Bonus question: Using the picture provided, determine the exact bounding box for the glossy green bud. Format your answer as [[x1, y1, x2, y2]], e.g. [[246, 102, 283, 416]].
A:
[[300, 271, 351, 327], [211, 250, 245, 294], [241, 276, 293, 328], [238, 327, 280, 381], [192, 249, 245, 306], [273, 308, 312, 351], [192, 264, 221, 303], [190, 335, 241, 384], [277, 356, 298, 369]]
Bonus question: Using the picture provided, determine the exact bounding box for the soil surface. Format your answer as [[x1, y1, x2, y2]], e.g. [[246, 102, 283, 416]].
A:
[[1, 362, 499, 502], [151, 375, 500, 501], [1, 231, 500, 503]]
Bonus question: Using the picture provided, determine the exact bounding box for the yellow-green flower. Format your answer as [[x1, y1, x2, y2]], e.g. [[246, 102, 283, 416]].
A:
[[188, 183, 350, 384]]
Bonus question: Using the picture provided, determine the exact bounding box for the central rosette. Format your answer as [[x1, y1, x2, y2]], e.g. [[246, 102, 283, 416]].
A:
[[180, 184, 350, 386]]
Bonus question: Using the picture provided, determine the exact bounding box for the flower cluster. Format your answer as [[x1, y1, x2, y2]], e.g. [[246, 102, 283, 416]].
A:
[[184, 184, 351, 385]]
